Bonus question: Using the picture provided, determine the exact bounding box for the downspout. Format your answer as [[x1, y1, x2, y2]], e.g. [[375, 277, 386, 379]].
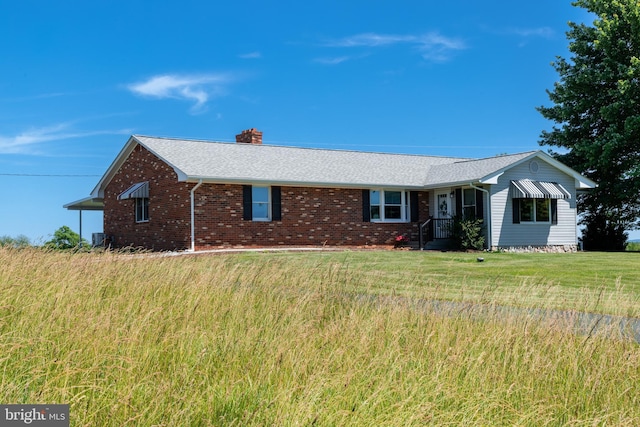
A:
[[469, 183, 491, 250], [190, 180, 204, 252]]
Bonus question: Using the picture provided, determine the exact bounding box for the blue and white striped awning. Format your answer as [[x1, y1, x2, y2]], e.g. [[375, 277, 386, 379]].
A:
[[510, 180, 571, 199], [118, 182, 149, 200]]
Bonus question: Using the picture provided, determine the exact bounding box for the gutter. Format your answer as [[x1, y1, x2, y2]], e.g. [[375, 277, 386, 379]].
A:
[[190, 179, 204, 252], [469, 182, 491, 250]]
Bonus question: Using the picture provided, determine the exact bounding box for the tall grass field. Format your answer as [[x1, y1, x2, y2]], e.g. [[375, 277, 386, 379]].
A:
[[1, 248, 639, 425]]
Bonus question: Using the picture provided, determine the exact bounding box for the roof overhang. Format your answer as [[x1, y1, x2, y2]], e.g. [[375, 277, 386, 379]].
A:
[[63, 197, 104, 211], [479, 151, 597, 189], [90, 135, 187, 198]]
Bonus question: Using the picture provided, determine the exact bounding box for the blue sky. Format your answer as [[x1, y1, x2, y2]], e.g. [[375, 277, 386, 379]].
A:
[[3, 0, 625, 243]]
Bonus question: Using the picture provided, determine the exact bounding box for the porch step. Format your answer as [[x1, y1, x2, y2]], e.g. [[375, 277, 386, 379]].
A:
[[424, 239, 456, 251]]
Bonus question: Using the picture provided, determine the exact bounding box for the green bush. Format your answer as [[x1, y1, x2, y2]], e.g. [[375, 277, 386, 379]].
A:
[[44, 225, 89, 250], [453, 217, 485, 251], [626, 241, 640, 252]]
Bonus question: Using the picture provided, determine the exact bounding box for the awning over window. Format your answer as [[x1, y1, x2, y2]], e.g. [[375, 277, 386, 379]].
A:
[[118, 182, 149, 200], [510, 179, 571, 199]]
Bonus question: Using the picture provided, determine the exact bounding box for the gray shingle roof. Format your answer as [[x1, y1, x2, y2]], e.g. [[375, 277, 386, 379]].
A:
[[425, 152, 537, 186], [90, 135, 593, 199], [134, 135, 467, 188]]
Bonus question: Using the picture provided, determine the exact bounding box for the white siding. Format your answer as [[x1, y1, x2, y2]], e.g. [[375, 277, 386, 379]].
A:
[[489, 158, 578, 248]]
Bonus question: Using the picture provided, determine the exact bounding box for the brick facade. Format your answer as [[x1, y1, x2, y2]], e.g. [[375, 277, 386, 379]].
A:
[[104, 144, 192, 250], [104, 144, 431, 251]]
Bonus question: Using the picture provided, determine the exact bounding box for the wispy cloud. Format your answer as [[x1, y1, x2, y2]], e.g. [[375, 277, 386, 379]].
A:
[[127, 73, 232, 113], [0, 123, 130, 155], [313, 56, 352, 65], [483, 25, 556, 46], [508, 27, 554, 38], [321, 32, 466, 62], [239, 51, 262, 59]]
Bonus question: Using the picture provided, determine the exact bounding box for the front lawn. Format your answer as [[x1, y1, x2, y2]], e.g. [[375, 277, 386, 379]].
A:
[[233, 250, 640, 316]]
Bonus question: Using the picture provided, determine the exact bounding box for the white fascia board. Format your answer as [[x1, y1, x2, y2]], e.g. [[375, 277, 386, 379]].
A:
[[90, 135, 191, 197], [534, 152, 597, 188], [90, 135, 139, 198], [136, 139, 189, 182], [479, 172, 504, 185], [423, 181, 476, 190], [576, 178, 598, 189]]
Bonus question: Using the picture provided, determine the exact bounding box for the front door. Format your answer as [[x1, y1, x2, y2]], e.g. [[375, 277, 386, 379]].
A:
[[436, 192, 451, 237]]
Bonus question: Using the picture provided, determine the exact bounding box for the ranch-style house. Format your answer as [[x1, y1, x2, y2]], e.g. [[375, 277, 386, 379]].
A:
[[65, 128, 596, 251]]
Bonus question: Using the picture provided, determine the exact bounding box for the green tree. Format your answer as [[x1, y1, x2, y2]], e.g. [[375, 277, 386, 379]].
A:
[[538, 0, 640, 250], [0, 234, 31, 248], [45, 226, 89, 250]]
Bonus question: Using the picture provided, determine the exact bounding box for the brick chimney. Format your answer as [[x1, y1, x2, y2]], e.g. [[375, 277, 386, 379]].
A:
[[235, 128, 263, 144]]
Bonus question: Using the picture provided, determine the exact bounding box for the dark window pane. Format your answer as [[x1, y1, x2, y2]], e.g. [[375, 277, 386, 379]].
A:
[[463, 206, 476, 219], [520, 199, 534, 222], [370, 205, 380, 219], [463, 188, 475, 205], [385, 205, 401, 219], [536, 199, 550, 222], [385, 191, 401, 205]]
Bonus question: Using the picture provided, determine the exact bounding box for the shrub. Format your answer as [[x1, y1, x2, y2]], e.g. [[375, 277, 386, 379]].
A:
[[453, 217, 485, 251]]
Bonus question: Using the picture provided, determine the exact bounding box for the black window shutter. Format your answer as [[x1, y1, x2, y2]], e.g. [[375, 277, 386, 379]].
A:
[[512, 198, 520, 224], [551, 198, 558, 225], [475, 189, 484, 220], [272, 186, 282, 221], [362, 190, 370, 222], [455, 189, 462, 217], [242, 185, 252, 220], [410, 191, 419, 222]]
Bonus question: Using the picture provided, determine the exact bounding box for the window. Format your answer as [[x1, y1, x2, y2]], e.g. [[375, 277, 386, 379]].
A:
[[252, 186, 270, 221], [135, 197, 149, 222], [462, 188, 476, 219], [117, 182, 149, 223], [370, 190, 409, 222], [514, 198, 554, 223], [243, 185, 282, 222]]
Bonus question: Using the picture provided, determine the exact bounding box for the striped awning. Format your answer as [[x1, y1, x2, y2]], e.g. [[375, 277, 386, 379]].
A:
[[118, 182, 149, 200], [510, 180, 571, 199]]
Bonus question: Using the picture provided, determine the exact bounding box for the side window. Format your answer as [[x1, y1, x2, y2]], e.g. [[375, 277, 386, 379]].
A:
[[252, 186, 270, 221], [118, 182, 149, 223], [243, 185, 281, 221], [135, 197, 149, 222]]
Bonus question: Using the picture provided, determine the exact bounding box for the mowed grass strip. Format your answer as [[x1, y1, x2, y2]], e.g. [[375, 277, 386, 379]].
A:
[[0, 248, 639, 426], [234, 250, 640, 316]]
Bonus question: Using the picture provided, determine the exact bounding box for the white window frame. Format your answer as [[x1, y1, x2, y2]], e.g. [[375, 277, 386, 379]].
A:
[[252, 186, 271, 221], [370, 189, 410, 223], [135, 197, 149, 223], [519, 198, 551, 224]]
